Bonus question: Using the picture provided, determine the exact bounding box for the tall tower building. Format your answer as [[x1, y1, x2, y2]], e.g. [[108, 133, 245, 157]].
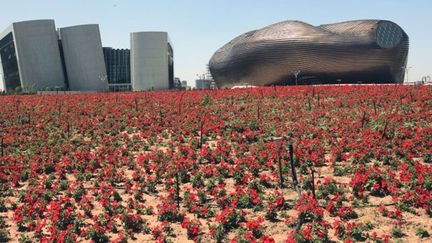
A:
[[130, 32, 173, 91], [58, 24, 108, 91], [103, 47, 131, 91], [0, 20, 66, 92]]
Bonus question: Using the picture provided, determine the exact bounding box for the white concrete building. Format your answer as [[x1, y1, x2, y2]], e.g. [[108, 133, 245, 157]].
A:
[[0, 20, 66, 92], [0, 57, 4, 91], [130, 32, 173, 91], [195, 79, 213, 90], [59, 24, 108, 91], [1, 20, 175, 93]]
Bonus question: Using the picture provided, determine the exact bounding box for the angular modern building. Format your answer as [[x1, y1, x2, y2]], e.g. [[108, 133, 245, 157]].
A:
[[1, 19, 175, 92], [0, 20, 109, 92], [195, 79, 213, 90], [103, 47, 131, 91], [0, 58, 4, 91], [131, 32, 174, 91], [58, 25, 108, 91], [0, 20, 66, 92], [209, 20, 409, 88]]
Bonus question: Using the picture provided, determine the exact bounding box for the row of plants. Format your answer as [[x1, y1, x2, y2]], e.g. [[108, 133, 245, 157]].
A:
[[0, 85, 431, 242]]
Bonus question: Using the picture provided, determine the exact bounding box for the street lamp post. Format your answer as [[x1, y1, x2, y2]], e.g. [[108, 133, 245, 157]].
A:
[[402, 66, 412, 82], [98, 74, 108, 91], [294, 70, 301, 85]]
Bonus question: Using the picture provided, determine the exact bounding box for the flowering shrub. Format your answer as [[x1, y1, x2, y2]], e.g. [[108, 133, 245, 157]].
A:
[[181, 217, 201, 240], [156, 198, 182, 222], [245, 216, 265, 238], [333, 220, 372, 241], [265, 190, 286, 221], [215, 207, 245, 231]]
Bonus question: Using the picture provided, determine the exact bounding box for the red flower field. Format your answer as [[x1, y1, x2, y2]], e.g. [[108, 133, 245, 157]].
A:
[[0, 85, 431, 242]]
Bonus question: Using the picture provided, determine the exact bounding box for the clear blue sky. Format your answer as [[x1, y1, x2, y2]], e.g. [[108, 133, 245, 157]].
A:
[[1, 0, 431, 84]]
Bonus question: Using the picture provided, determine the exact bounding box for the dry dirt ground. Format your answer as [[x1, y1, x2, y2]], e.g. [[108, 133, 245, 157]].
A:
[[2, 154, 431, 243]]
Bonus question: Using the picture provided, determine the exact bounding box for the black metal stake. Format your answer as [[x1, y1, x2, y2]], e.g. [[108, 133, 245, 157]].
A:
[[178, 100, 182, 115], [286, 137, 303, 232], [288, 139, 299, 193], [257, 103, 260, 120], [67, 121, 70, 138], [159, 110, 163, 126], [361, 111, 367, 128], [1, 136, 4, 157], [381, 119, 389, 141], [310, 164, 316, 199], [199, 121, 204, 149], [278, 141, 284, 188], [176, 170, 180, 210], [372, 100, 377, 115]]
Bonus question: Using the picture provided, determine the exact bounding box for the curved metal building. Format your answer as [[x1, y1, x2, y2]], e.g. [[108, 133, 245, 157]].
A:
[[209, 20, 409, 88]]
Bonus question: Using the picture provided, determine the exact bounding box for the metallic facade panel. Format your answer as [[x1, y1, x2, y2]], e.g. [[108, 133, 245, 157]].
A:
[[195, 79, 212, 90], [103, 47, 131, 91], [59, 24, 108, 91], [103, 47, 131, 84], [130, 32, 173, 91], [0, 20, 66, 92], [209, 20, 409, 88], [0, 32, 20, 91]]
